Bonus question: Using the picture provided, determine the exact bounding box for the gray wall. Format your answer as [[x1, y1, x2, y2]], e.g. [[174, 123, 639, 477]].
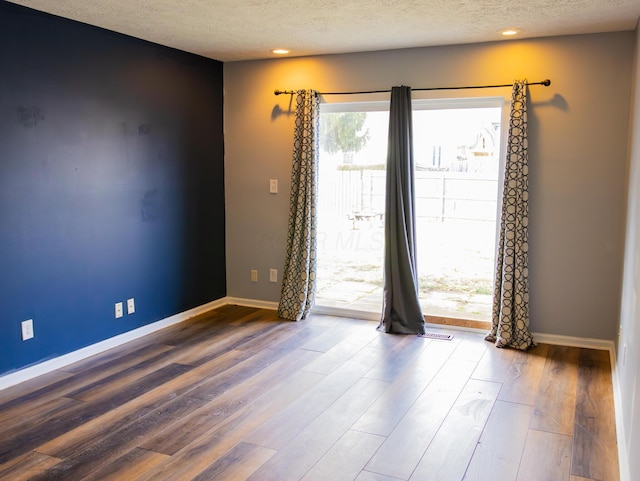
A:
[[618, 23, 640, 481], [224, 32, 634, 340]]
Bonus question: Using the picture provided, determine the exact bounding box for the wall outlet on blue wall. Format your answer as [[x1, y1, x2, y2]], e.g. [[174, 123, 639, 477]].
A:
[[127, 298, 135, 315], [115, 302, 123, 318], [21, 319, 34, 341]]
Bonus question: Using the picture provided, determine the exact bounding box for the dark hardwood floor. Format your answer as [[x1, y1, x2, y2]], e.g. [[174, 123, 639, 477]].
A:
[[0, 305, 619, 480]]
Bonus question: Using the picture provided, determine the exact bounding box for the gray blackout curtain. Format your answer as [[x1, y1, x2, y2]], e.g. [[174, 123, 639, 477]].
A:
[[378, 86, 426, 335], [278, 90, 320, 321], [486, 80, 536, 350]]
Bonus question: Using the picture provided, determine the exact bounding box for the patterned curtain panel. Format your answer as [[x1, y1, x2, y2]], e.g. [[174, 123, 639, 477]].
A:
[[486, 80, 536, 350], [278, 90, 320, 321], [378, 86, 426, 335]]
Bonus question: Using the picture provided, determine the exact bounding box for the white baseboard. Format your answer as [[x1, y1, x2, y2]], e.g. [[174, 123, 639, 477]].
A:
[[531, 332, 616, 352], [610, 348, 631, 481], [0, 297, 228, 391], [225, 296, 279, 311]]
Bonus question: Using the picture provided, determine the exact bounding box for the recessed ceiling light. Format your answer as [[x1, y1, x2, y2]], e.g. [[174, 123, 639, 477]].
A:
[[501, 28, 520, 36], [272, 49, 290, 55]]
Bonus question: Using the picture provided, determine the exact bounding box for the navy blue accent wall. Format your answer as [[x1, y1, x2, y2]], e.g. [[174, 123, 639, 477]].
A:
[[0, 2, 226, 375]]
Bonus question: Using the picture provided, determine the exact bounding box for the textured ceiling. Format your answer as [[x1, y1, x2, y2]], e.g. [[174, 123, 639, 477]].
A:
[[7, 0, 640, 62]]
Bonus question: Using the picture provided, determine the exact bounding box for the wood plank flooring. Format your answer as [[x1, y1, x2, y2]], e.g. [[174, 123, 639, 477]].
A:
[[0, 305, 620, 481]]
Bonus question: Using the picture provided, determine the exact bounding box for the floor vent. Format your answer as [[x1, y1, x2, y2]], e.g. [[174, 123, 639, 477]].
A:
[[418, 332, 454, 341]]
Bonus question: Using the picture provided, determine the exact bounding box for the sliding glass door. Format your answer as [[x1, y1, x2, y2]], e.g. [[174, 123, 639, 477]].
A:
[[315, 97, 504, 321], [413, 99, 503, 320], [315, 103, 388, 313]]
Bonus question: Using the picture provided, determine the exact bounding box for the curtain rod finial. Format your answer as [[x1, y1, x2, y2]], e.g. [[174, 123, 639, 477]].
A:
[[542, 79, 551, 86]]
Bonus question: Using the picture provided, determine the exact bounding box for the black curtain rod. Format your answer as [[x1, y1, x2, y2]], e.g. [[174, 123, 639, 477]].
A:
[[274, 79, 551, 96]]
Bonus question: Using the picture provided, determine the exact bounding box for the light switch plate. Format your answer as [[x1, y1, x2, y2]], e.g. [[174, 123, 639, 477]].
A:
[[127, 298, 135, 314], [269, 179, 278, 194]]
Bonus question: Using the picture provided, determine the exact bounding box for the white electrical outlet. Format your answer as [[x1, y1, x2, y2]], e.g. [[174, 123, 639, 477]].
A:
[[269, 179, 278, 194], [127, 298, 135, 314], [270, 268, 278, 283], [21, 319, 34, 341], [115, 302, 124, 318], [251, 269, 258, 282]]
